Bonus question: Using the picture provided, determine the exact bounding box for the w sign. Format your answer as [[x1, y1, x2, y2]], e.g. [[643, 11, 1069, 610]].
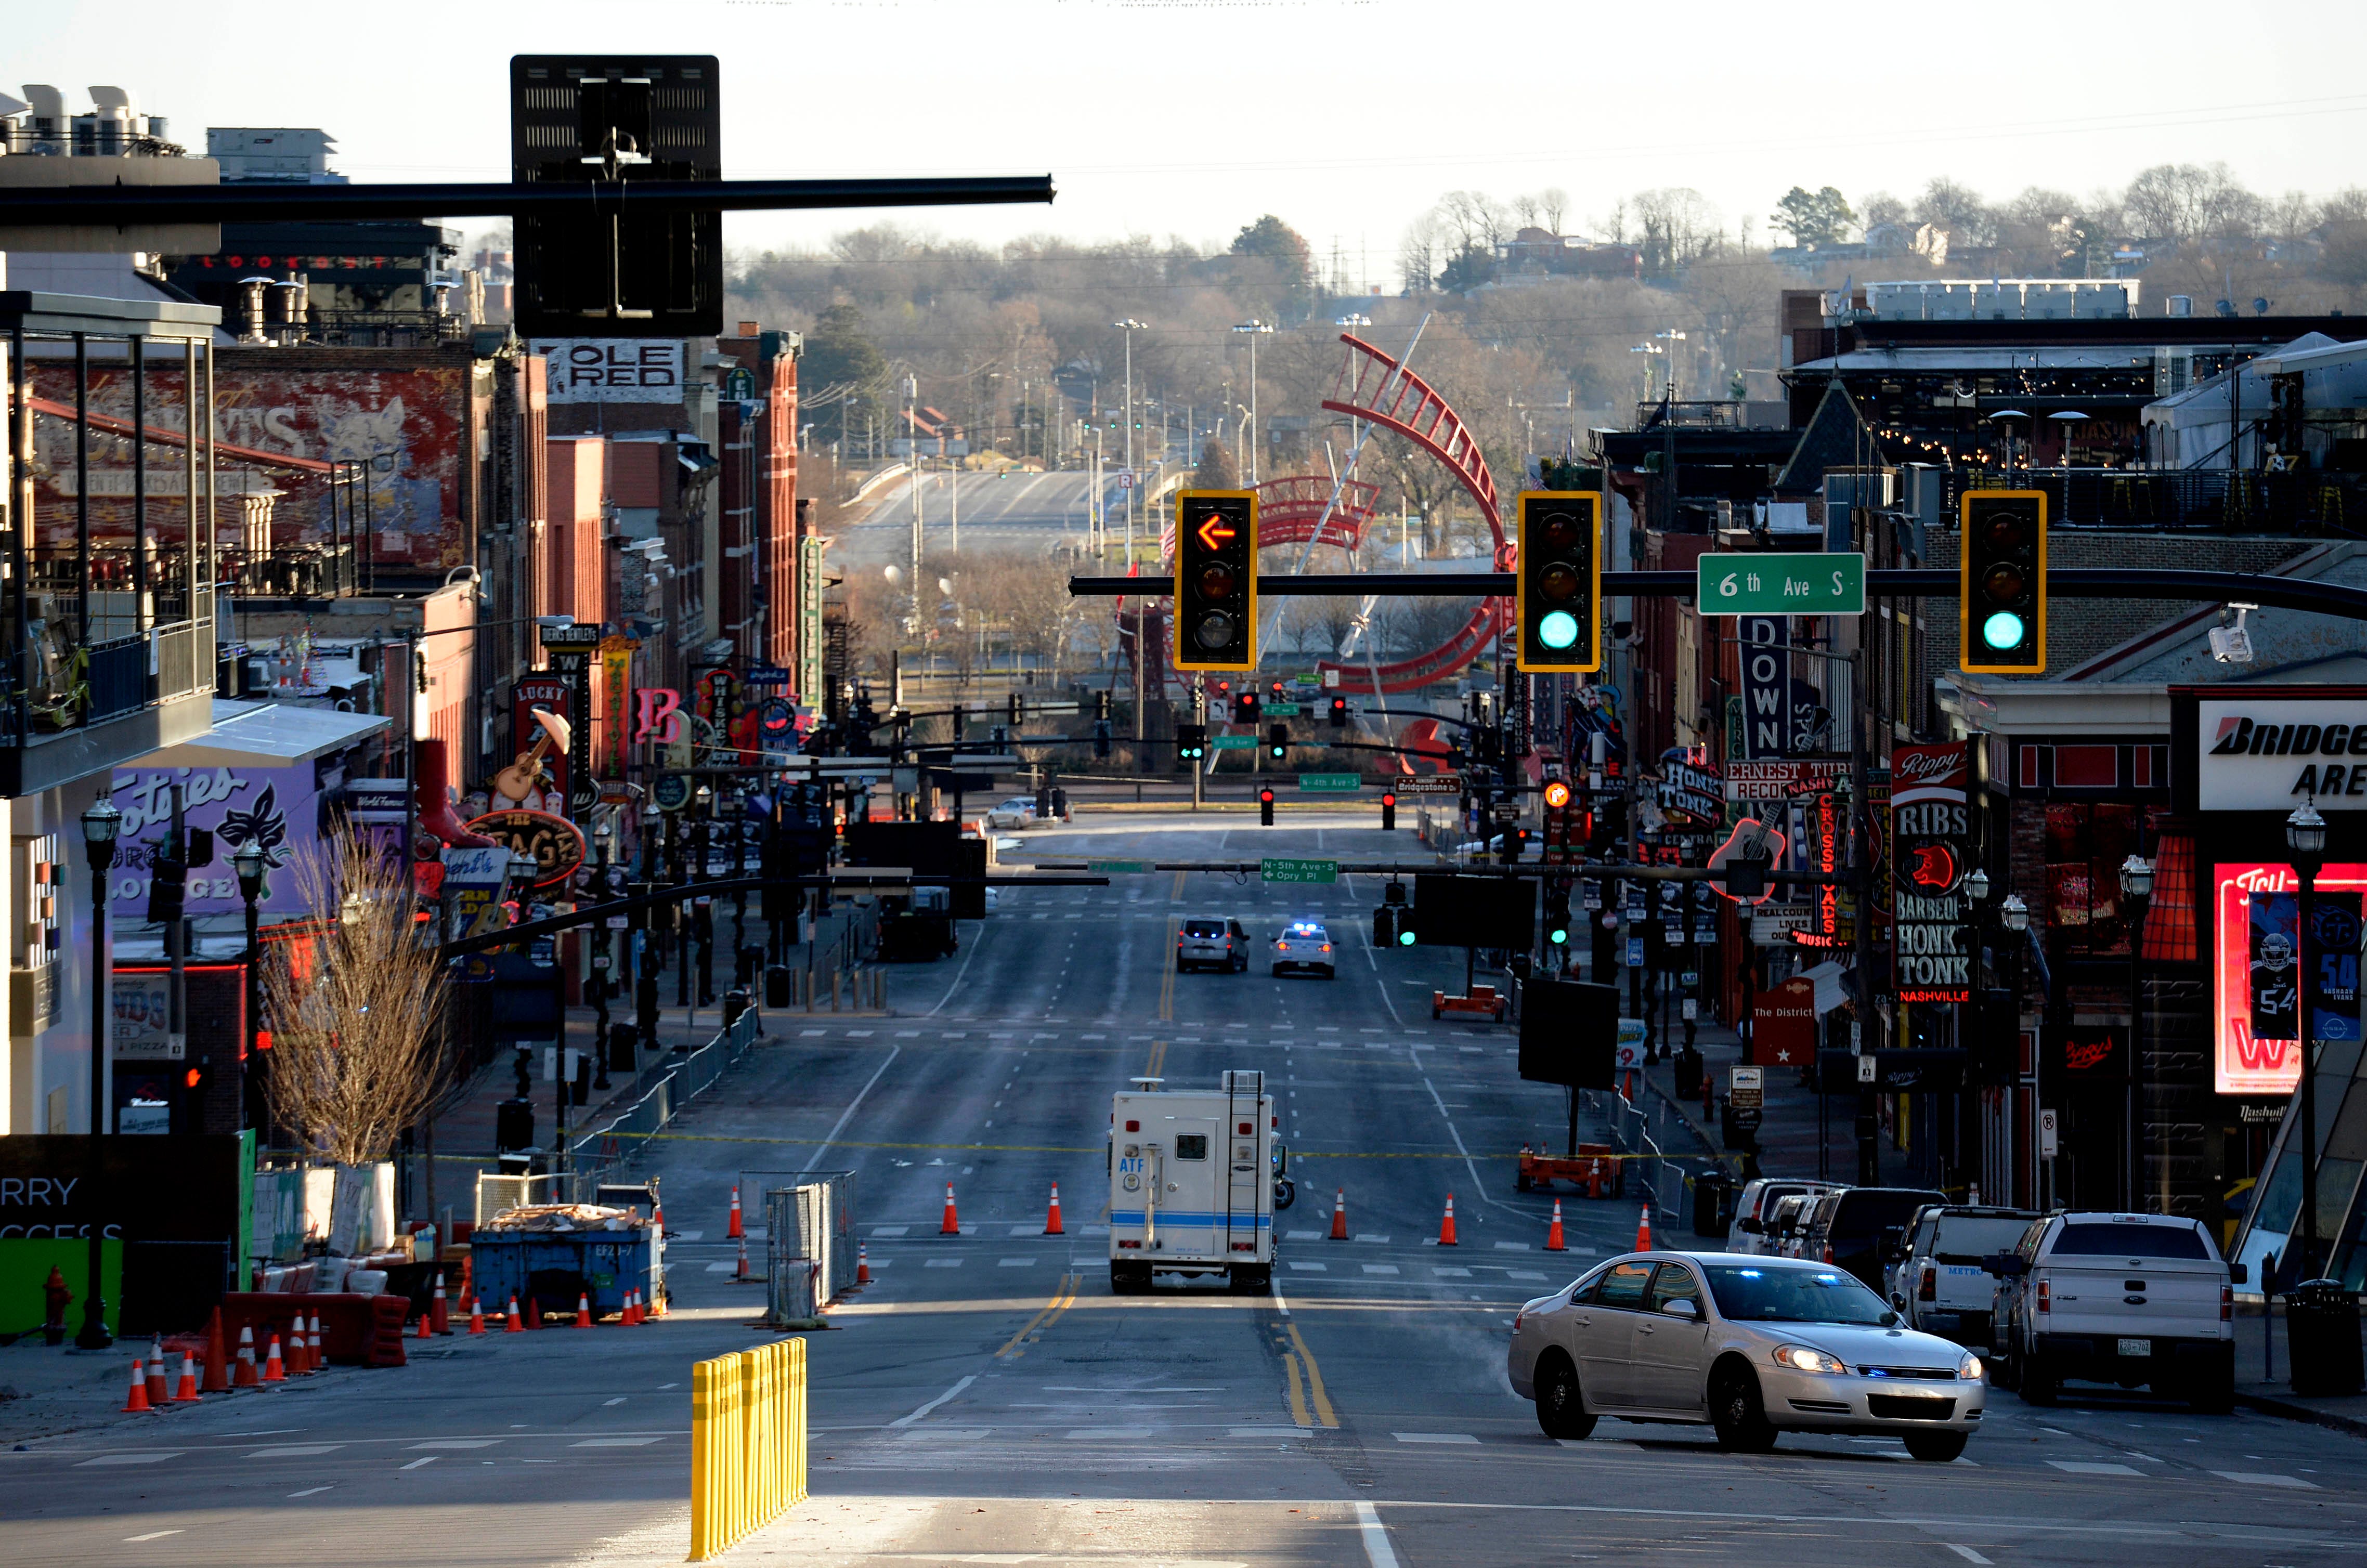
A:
[[1738, 616, 1788, 760]]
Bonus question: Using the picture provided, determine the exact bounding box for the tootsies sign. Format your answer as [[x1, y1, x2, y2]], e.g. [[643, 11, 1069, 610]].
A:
[[2186, 691, 2367, 811]]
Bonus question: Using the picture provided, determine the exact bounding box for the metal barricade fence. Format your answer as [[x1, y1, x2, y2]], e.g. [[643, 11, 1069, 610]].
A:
[[1593, 1081, 1726, 1242], [762, 1171, 859, 1326], [566, 1007, 764, 1198]]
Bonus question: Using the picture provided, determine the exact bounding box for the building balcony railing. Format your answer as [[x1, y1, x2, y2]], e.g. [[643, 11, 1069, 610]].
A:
[[220, 543, 361, 600], [1943, 466, 2367, 534]]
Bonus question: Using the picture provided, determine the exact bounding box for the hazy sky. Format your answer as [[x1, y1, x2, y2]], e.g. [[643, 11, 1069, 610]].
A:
[[17, 0, 2367, 284]]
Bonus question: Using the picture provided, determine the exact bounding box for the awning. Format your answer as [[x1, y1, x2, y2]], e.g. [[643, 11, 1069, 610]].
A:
[[1799, 960, 1852, 1016], [135, 698, 392, 768]]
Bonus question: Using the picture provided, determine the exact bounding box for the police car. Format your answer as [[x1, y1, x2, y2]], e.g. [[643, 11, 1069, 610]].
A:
[[1271, 920, 1336, 979]]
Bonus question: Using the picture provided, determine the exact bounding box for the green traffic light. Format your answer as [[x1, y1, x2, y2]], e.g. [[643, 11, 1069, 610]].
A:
[[1981, 610, 2026, 650], [1549, 927, 1568, 945], [1538, 610, 1580, 650], [1397, 929, 1416, 947]]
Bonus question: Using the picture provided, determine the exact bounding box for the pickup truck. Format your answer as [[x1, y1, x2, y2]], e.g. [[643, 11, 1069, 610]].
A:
[[1883, 1204, 2037, 1347], [1985, 1211, 2242, 1411]]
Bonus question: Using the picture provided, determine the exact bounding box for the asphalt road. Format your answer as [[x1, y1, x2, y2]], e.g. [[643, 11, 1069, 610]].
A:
[[10, 811, 2365, 1566], [835, 470, 1107, 567]]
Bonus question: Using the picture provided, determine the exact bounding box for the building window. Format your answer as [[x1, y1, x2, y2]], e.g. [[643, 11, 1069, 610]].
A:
[[2056, 745, 2117, 788], [2144, 829, 2197, 962]]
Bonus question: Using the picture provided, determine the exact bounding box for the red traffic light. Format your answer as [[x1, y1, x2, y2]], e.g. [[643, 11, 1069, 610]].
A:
[[1381, 792, 1396, 806], [1259, 788, 1275, 802], [183, 1067, 203, 1089]]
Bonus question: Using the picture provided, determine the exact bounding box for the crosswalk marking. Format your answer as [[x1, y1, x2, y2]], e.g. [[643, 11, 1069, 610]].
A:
[[1363, 1264, 1400, 1275], [2214, 1470, 2318, 1488], [1287, 1262, 1328, 1272], [1394, 1432, 1479, 1444], [76, 1452, 183, 1466], [2047, 1460, 2140, 1476]]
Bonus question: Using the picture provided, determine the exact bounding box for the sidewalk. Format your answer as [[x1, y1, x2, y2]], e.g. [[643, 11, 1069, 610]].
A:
[[2231, 1303, 2367, 1435]]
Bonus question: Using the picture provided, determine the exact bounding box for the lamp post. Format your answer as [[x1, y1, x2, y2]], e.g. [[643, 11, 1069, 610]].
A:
[[2288, 802, 2329, 1280], [233, 839, 265, 1128], [637, 803, 662, 1052], [1231, 320, 1272, 485], [693, 785, 716, 1012], [590, 819, 613, 1092], [77, 796, 121, 1350], [2118, 852, 2154, 1211]]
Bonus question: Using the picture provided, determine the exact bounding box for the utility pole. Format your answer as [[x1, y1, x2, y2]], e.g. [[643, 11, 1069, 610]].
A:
[[1113, 320, 1147, 564], [905, 374, 922, 583]]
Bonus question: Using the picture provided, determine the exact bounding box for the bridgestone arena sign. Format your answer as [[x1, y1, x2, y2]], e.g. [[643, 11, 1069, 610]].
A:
[[2197, 695, 2367, 810]]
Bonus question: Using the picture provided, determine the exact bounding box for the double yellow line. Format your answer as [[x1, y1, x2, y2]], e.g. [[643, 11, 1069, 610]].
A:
[[995, 1272, 1082, 1360], [1143, 1038, 1168, 1079], [1277, 1321, 1338, 1428]]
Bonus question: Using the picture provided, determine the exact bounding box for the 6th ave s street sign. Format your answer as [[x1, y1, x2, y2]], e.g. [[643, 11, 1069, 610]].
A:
[[1698, 553, 1866, 616]]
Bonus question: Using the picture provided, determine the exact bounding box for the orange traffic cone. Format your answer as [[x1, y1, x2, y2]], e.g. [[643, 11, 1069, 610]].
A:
[[1545, 1198, 1567, 1252], [940, 1183, 960, 1235], [201, 1309, 230, 1394], [1634, 1205, 1652, 1252], [431, 1272, 451, 1335], [263, 1334, 286, 1382], [469, 1298, 486, 1336], [172, 1352, 201, 1403], [1045, 1183, 1064, 1236], [146, 1345, 170, 1408], [575, 1293, 593, 1328], [628, 1289, 643, 1326], [1438, 1194, 1459, 1246], [727, 1185, 744, 1239], [1329, 1187, 1349, 1240], [285, 1324, 306, 1376], [233, 1325, 261, 1387], [418, 1299, 434, 1339], [123, 1357, 155, 1413], [653, 1200, 667, 1236], [856, 1244, 871, 1285], [505, 1295, 523, 1334], [735, 1234, 750, 1279], [308, 1313, 323, 1370]]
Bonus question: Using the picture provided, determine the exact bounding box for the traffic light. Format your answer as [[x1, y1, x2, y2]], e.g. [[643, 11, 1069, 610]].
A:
[[1173, 489, 1257, 671], [1176, 723, 1207, 762], [510, 56, 723, 337], [1329, 695, 1348, 729], [1372, 906, 1399, 947], [1267, 723, 1289, 760], [1544, 881, 1571, 946], [1234, 689, 1260, 723], [1258, 787, 1275, 826], [1380, 790, 1397, 831], [1514, 489, 1603, 673], [1959, 489, 2047, 672], [1094, 689, 1113, 722], [147, 852, 188, 925], [1009, 691, 1026, 727], [1093, 720, 1112, 760]]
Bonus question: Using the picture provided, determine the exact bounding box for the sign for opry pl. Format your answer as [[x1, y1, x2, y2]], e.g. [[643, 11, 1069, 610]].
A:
[[1889, 741, 1971, 1003]]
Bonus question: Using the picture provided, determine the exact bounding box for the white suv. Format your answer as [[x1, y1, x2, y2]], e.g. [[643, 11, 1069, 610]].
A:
[[1730, 1180, 1840, 1257]]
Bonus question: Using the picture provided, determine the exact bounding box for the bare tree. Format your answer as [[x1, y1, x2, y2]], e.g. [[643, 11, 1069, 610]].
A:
[[261, 833, 451, 1168]]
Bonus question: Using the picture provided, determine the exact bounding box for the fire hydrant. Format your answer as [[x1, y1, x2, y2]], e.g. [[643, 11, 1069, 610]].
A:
[[42, 1264, 72, 1346]]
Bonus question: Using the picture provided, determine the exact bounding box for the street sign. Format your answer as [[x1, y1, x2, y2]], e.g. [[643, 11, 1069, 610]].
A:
[[1211, 734, 1259, 750], [1297, 773, 1361, 792], [1260, 857, 1338, 884], [2039, 1108, 2060, 1157], [1398, 774, 1462, 795], [1697, 552, 1866, 616], [1729, 1066, 1764, 1109], [1087, 859, 1153, 874], [1263, 701, 1303, 717]]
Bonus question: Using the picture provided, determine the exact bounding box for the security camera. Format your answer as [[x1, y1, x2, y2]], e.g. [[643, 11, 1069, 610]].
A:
[[2210, 604, 2257, 664]]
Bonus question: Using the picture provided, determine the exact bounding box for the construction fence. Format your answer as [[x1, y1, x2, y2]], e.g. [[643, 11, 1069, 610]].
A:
[[566, 1006, 763, 1198], [688, 1337, 807, 1560], [762, 1172, 858, 1326]]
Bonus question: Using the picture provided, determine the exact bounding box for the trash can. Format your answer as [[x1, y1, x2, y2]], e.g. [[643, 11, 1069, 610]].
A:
[[495, 1097, 535, 1154], [2287, 1278, 2365, 1397], [722, 988, 750, 1030], [1673, 1045, 1703, 1101], [1691, 1169, 1734, 1238]]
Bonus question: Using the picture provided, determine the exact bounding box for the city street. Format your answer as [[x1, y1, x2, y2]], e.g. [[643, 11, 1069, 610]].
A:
[[8, 812, 2365, 1567], [834, 470, 1106, 567]]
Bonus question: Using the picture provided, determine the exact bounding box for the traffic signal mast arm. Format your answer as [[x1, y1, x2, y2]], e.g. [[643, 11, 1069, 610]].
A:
[[1069, 568, 2367, 621]]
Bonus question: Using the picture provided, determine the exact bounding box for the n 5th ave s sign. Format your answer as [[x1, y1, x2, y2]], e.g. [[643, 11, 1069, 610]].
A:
[[1696, 553, 1866, 616]]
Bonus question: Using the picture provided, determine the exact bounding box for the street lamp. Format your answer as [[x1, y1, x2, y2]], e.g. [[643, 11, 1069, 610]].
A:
[[233, 839, 266, 1128], [1231, 320, 1273, 485], [77, 795, 121, 1351], [1112, 320, 1149, 555], [1653, 329, 1689, 400], [2289, 802, 2329, 1283], [2118, 852, 2155, 1210]]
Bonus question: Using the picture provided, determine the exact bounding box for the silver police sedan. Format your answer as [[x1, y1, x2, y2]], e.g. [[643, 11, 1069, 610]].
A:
[[1507, 1250, 1986, 1462]]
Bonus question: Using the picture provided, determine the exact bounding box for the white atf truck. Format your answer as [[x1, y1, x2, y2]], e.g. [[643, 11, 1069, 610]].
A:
[[1109, 1071, 1279, 1293]]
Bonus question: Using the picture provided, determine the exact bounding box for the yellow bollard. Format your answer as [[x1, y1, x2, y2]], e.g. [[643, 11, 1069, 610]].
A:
[[688, 1338, 808, 1561]]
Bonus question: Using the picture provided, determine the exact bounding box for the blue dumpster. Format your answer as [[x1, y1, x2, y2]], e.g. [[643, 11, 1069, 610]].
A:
[[468, 1229, 661, 1323]]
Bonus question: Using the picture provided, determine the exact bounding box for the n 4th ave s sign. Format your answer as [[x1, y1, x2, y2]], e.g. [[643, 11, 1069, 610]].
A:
[[1698, 553, 1866, 616]]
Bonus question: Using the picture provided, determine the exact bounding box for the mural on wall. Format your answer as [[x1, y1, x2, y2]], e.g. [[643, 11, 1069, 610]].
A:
[[29, 361, 468, 568], [108, 765, 323, 922]]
